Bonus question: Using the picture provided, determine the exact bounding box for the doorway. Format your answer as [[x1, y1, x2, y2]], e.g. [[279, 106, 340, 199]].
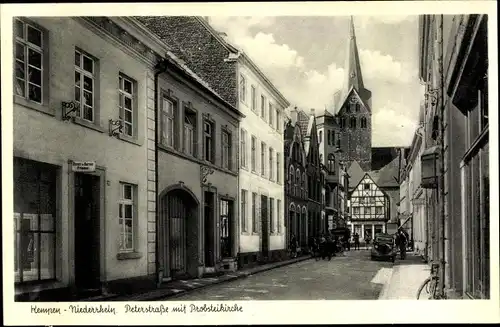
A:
[[74, 172, 100, 291], [261, 195, 269, 259], [204, 191, 215, 268]]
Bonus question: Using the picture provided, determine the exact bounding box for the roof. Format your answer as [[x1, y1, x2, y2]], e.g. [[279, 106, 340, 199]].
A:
[[368, 170, 381, 183], [163, 51, 242, 116], [297, 110, 310, 138], [376, 156, 401, 188], [347, 160, 366, 190]]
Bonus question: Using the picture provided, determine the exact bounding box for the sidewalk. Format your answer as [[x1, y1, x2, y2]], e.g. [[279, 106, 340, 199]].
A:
[[378, 253, 430, 300], [86, 255, 313, 302]]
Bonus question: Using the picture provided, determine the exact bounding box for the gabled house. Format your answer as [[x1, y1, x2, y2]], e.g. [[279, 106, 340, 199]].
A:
[[348, 173, 390, 242]]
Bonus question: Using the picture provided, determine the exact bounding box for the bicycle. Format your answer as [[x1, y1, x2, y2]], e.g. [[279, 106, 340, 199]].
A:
[[416, 262, 446, 300]]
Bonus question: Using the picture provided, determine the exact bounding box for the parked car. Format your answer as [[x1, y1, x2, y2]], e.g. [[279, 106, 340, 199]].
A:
[[370, 233, 397, 262]]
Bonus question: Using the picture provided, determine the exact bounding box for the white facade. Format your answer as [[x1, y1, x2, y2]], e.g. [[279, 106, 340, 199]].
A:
[[236, 56, 289, 256]]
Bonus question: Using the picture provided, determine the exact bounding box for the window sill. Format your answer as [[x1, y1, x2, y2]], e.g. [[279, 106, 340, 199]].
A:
[[72, 117, 106, 133], [117, 251, 143, 260], [14, 95, 54, 117], [118, 133, 143, 146], [241, 231, 251, 236]]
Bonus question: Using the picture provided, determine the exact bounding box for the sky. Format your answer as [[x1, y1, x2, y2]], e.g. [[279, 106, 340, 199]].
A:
[[209, 16, 425, 147]]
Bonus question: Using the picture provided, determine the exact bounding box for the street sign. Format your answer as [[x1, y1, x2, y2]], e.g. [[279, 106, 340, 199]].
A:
[[71, 161, 96, 172]]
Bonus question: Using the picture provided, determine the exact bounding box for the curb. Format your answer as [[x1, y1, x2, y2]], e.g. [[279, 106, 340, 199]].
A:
[[377, 266, 397, 300], [111, 256, 313, 301]]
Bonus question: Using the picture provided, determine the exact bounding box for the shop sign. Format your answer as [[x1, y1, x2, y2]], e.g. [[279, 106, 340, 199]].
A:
[[72, 161, 96, 172]]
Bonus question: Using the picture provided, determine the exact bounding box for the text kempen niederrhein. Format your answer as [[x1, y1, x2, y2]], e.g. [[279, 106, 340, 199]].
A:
[[190, 303, 243, 313]]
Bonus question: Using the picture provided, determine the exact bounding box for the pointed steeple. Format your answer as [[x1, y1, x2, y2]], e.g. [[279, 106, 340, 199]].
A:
[[344, 16, 364, 92]]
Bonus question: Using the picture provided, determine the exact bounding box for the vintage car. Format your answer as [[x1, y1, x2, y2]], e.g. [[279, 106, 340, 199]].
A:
[[370, 233, 397, 262]]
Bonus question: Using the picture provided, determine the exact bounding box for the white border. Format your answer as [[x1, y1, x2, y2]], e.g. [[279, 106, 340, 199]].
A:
[[2, 1, 499, 325]]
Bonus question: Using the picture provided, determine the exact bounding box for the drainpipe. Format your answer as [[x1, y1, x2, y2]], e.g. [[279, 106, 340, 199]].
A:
[[436, 14, 448, 298], [154, 57, 169, 286]]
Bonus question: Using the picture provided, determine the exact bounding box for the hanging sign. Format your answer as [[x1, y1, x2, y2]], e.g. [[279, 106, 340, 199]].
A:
[[71, 161, 96, 172]]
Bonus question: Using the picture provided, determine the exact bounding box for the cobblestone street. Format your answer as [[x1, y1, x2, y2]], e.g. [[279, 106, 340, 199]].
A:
[[167, 250, 393, 301]]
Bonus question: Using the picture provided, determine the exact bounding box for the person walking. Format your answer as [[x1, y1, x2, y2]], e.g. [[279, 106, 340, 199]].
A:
[[319, 234, 327, 260], [396, 229, 408, 260], [353, 233, 360, 250], [290, 234, 298, 258]]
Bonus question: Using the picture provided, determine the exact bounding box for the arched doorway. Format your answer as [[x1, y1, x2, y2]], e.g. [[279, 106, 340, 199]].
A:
[[160, 186, 199, 280], [288, 203, 295, 249]]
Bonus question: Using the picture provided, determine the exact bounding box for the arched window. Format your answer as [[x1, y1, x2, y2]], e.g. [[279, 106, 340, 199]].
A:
[[289, 165, 295, 194], [302, 172, 307, 198], [340, 117, 346, 128], [296, 168, 301, 196], [350, 117, 356, 128], [328, 154, 335, 173], [361, 117, 367, 128]]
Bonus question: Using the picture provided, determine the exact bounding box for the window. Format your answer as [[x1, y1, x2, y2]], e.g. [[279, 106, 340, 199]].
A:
[[302, 172, 307, 198], [261, 142, 266, 176], [340, 117, 346, 128], [261, 95, 266, 119], [161, 96, 176, 148], [203, 120, 215, 163], [355, 103, 360, 112], [252, 192, 258, 233], [251, 136, 257, 172], [269, 103, 274, 126], [270, 198, 275, 233], [251, 85, 257, 111], [361, 117, 367, 128], [350, 117, 357, 128], [296, 168, 301, 196], [269, 148, 274, 180], [14, 158, 56, 283], [14, 19, 45, 104], [276, 152, 281, 183], [328, 154, 335, 173], [277, 199, 282, 233], [74, 49, 96, 122], [119, 183, 136, 252], [276, 108, 281, 132], [332, 131, 336, 145], [375, 206, 383, 215], [118, 75, 136, 137], [364, 183, 370, 190], [183, 105, 197, 156], [241, 189, 248, 233], [221, 130, 232, 169], [289, 165, 295, 195], [240, 129, 247, 168], [319, 131, 323, 143], [239, 74, 246, 103], [327, 130, 330, 145]]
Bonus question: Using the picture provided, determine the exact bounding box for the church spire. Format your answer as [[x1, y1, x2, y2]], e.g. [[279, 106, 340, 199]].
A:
[[344, 16, 364, 92]]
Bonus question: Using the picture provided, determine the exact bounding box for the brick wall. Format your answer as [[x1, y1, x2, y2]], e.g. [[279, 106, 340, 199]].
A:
[[135, 16, 238, 107]]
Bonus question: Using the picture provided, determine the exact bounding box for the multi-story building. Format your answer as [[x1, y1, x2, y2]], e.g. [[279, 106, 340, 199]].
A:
[[348, 172, 390, 241], [13, 16, 166, 300], [136, 16, 289, 269], [418, 14, 489, 299], [155, 48, 243, 279], [285, 108, 324, 249], [284, 116, 309, 250]]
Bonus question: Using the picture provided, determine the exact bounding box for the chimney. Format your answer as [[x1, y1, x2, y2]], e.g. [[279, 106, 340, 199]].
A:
[[310, 108, 316, 116], [203, 17, 210, 24]]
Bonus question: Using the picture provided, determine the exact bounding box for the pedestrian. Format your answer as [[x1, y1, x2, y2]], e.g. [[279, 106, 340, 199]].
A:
[[326, 233, 334, 260], [319, 234, 327, 260], [353, 233, 360, 250], [365, 233, 371, 249], [290, 234, 298, 258], [396, 229, 407, 260]]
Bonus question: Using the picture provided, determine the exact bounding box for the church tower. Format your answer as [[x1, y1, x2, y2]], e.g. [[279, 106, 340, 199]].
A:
[[333, 16, 373, 171]]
